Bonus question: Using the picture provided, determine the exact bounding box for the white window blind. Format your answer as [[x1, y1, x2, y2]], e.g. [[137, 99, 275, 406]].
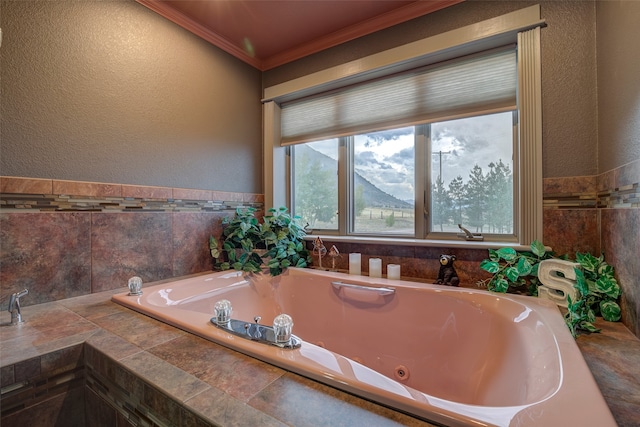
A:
[[280, 47, 517, 146]]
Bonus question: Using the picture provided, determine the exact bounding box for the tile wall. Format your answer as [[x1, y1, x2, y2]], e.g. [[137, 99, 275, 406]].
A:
[[1, 163, 638, 336], [542, 159, 640, 336], [598, 161, 640, 336], [0, 177, 263, 308]]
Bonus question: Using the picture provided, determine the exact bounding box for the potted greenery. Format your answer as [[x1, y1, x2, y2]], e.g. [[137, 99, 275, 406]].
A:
[[478, 241, 622, 337], [209, 206, 312, 276]]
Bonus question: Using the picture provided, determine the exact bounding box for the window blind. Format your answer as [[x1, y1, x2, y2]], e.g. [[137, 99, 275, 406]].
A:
[[280, 47, 517, 146]]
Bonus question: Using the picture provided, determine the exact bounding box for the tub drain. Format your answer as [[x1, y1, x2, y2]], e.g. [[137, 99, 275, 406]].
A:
[[394, 365, 410, 382]]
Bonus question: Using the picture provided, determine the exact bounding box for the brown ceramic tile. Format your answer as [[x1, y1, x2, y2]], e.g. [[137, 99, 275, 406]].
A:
[[210, 190, 243, 202], [173, 188, 213, 201], [243, 193, 265, 203], [85, 349, 145, 400], [598, 168, 617, 193], [143, 382, 184, 425], [84, 329, 143, 361], [121, 184, 172, 200], [403, 256, 438, 282], [0, 321, 97, 367], [57, 292, 131, 321], [577, 320, 640, 427], [449, 259, 489, 287], [88, 309, 185, 349], [1, 386, 86, 426], [0, 212, 92, 307], [13, 357, 40, 383], [115, 411, 134, 427], [40, 344, 84, 376], [52, 180, 122, 197], [148, 334, 285, 402], [249, 373, 433, 426], [186, 387, 287, 427], [543, 175, 596, 195], [90, 212, 173, 293], [605, 399, 640, 427], [179, 405, 216, 427], [0, 176, 53, 195], [85, 386, 118, 427], [172, 212, 224, 277], [616, 158, 640, 189], [0, 302, 94, 342], [119, 351, 209, 402], [0, 365, 15, 387], [543, 208, 600, 257], [601, 208, 640, 337]]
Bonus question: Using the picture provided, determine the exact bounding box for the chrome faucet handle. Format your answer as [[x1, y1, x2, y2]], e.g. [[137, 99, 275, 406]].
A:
[[8, 288, 28, 325]]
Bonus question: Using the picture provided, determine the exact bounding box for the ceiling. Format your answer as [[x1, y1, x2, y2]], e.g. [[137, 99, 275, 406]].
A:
[[136, 0, 463, 71]]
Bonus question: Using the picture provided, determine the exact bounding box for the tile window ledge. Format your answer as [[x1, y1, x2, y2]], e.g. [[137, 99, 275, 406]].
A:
[[305, 234, 539, 252]]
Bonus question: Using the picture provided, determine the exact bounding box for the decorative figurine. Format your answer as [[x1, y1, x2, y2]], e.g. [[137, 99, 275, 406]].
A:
[[435, 254, 460, 286], [327, 245, 340, 271], [312, 236, 327, 269]]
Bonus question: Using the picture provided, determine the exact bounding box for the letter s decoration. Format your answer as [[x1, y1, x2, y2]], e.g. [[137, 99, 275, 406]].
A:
[[537, 259, 580, 307]]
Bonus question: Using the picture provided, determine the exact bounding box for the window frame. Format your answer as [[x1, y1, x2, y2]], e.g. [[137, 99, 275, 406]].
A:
[[290, 112, 518, 242], [263, 6, 544, 248]]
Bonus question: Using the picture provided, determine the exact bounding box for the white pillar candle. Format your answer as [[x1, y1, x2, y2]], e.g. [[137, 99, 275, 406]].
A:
[[387, 264, 401, 280], [349, 253, 361, 275], [369, 258, 382, 278]]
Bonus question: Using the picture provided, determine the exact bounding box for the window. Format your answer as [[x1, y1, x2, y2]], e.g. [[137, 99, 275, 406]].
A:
[[353, 127, 415, 235], [429, 113, 515, 237], [291, 111, 515, 239], [265, 6, 544, 246]]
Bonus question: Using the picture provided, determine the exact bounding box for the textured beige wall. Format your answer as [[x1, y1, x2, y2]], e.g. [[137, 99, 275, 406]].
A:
[[0, 0, 262, 193], [263, 0, 600, 178], [596, 0, 640, 173]]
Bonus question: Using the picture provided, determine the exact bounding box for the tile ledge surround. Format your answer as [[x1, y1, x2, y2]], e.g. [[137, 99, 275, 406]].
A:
[[1, 284, 638, 427], [0, 286, 436, 426], [0, 176, 263, 204]]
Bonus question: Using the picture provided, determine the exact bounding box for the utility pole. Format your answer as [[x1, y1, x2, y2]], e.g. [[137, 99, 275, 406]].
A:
[[432, 151, 452, 181]]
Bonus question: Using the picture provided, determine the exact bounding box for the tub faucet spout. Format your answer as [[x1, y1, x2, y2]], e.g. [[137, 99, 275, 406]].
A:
[[8, 289, 28, 325]]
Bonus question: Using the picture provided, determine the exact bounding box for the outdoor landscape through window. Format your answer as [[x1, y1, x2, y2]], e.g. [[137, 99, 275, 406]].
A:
[[292, 112, 514, 238]]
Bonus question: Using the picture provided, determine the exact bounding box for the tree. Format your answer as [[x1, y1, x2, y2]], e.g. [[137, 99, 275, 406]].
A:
[[448, 175, 466, 226], [486, 160, 513, 233], [355, 184, 366, 216], [465, 164, 486, 232], [431, 175, 451, 231], [294, 150, 338, 228]]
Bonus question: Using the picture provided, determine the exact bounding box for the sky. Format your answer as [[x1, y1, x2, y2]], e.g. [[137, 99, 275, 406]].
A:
[[308, 111, 514, 202]]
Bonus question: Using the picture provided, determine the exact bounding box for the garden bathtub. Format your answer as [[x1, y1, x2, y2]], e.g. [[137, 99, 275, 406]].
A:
[[112, 268, 616, 427]]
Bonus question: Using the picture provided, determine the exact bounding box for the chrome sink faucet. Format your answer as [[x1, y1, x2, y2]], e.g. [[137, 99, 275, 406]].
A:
[[8, 289, 28, 325]]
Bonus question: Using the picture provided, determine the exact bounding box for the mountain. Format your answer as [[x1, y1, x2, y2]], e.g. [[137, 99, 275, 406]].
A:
[[296, 145, 412, 209]]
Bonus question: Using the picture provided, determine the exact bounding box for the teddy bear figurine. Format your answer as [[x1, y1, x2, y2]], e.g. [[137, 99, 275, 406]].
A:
[[435, 254, 460, 286]]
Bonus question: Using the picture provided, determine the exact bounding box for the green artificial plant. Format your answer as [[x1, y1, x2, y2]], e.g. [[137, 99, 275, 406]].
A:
[[565, 252, 622, 337], [478, 240, 557, 295], [479, 241, 622, 337], [209, 207, 312, 276]]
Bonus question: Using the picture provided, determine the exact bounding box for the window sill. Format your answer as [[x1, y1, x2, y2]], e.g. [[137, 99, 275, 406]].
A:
[[304, 234, 538, 252]]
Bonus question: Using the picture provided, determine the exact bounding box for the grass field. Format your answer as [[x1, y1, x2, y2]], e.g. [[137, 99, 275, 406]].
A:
[[354, 207, 414, 234]]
